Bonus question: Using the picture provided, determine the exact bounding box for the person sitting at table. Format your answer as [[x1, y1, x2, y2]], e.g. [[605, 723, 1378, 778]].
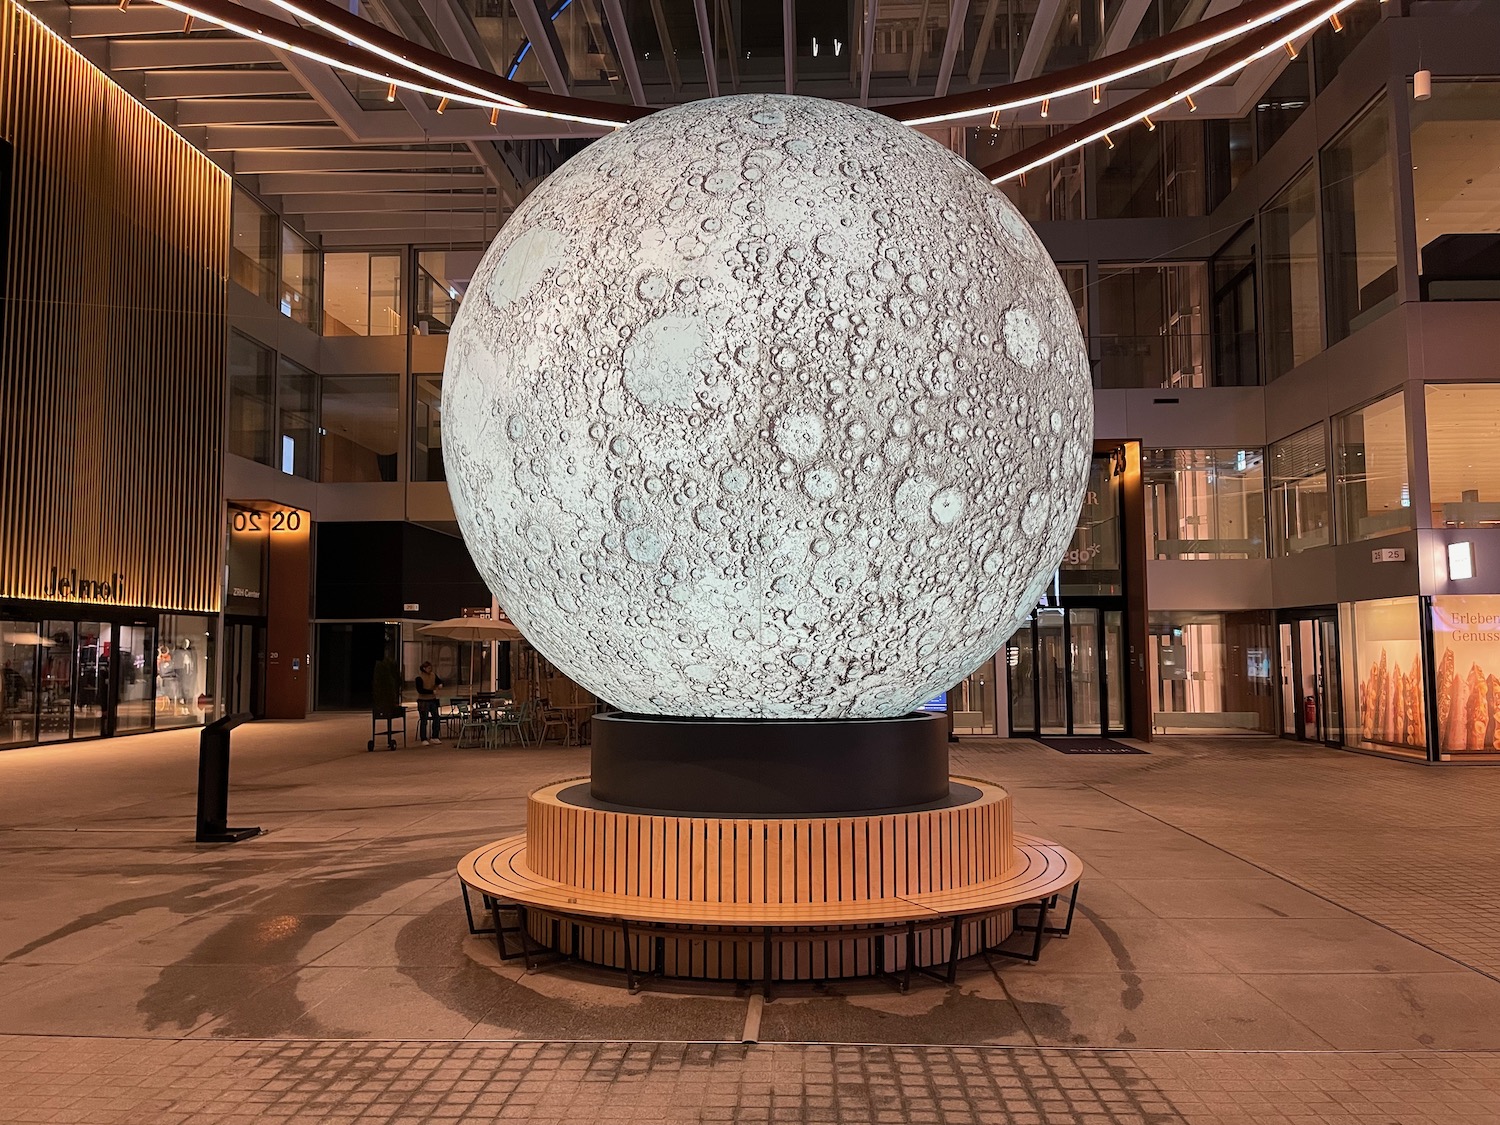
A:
[[415, 661, 445, 746]]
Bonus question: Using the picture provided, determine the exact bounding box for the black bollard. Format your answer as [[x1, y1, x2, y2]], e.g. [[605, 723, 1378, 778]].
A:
[[196, 713, 261, 843]]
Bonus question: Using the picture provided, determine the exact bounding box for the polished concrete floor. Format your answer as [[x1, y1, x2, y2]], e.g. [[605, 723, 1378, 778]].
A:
[[4, 715, 1500, 1122]]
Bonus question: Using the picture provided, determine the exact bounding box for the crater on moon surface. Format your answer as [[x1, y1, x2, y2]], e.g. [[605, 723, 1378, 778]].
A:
[[443, 93, 1092, 719]]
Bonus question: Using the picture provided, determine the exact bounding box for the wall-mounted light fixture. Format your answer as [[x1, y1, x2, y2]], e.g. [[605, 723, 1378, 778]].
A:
[[1449, 541, 1475, 581], [1414, 69, 1433, 100]]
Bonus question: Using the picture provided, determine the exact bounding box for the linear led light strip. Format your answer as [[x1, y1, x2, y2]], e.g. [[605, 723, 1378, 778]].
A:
[[260, 0, 525, 111], [986, 0, 1363, 184], [899, 0, 1345, 127], [146, 0, 632, 129]]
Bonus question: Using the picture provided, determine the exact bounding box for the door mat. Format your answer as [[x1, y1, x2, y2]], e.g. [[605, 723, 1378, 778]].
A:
[[1034, 736, 1147, 755]]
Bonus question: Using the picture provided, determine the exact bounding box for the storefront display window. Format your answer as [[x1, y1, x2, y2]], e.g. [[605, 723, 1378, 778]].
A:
[[1096, 262, 1210, 389], [320, 374, 399, 483], [155, 616, 216, 729], [228, 332, 275, 466], [413, 374, 445, 482], [1425, 385, 1500, 528], [1148, 610, 1275, 733], [1410, 80, 1500, 300], [1261, 166, 1320, 381], [115, 624, 154, 735], [1340, 597, 1427, 756], [1431, 596, 1500, 755], [1269, 424, 1330, 555], [1142, 448, 1266, 559], [1321, 97, 1397, 344], [1334, 392, 1412, 543], [1, 623, 41, 748]]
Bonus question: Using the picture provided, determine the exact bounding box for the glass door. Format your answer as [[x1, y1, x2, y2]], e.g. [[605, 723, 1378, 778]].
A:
[[1036, 608, 1069, 734], [1007, 630, 1036, 734], [113, 624, 155, 735], [1316, 615, 1342, 746], [1277, 610, 1343, 747], [1279, 621, 1297, 736], [1103, 609, 1127, 734]]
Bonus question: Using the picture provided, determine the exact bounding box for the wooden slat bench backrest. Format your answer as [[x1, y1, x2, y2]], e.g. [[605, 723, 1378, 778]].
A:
[[523, 778, 1016, 905]]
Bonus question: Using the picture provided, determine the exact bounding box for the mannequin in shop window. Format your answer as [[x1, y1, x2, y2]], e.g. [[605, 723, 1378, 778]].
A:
[[173, 638, 195, 708], [157, 643, 177, 712]]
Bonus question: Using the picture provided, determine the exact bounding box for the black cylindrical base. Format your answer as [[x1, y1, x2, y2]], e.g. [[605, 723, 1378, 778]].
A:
[[589, 712, 949, 815]]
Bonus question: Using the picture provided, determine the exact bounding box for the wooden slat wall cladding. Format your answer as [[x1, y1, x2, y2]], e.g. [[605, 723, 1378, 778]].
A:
[[524, 778, 1017, 904], [0, 1, 229, 612]]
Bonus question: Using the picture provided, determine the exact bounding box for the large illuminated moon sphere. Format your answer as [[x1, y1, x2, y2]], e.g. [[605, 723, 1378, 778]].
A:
[[444, 94, 1092, 719]]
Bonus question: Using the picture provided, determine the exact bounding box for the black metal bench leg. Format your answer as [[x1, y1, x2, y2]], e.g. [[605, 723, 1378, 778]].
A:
[[945, 916, 964, 984], [1046, 880, 1081, 937], [903, 922, 915, 992], [762, 927, 773, 1001], [461, 883, 484, 935], [622, 920, 637, 992], [1028, 897, 1050, 962]]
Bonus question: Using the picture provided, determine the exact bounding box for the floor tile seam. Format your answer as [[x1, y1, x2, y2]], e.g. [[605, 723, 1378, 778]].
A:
[[1082, 783, 1500, 985], [16, 1034, 1500, 1061]]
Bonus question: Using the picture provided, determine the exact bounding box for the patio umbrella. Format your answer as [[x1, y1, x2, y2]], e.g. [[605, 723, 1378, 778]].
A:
[[417, 617, 524, 703]]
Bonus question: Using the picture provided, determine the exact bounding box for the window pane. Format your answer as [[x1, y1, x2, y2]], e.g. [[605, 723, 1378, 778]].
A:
[[1143, 449, 1266, 559], [1341, 597, 1426, 757], [1060, 456, 1123, 596], [1269, 423, 1330, 555], [1311, 0, 1379, 94], [280, 226, 321, 330], [1410, 79, 1500, 301], [321, 375, 399, 482], [1261, 166, 1320, 380], [1425, 385, 1500, 528], [1096, 263, 1209, 388], [115, 624, 154, 736], [227, 332, 274, 466], [324, 251, 402, 337], [1, 621, 41, 747], [1256, 56, 1311, 155], [1091, 120, 1204, 218], [1206, 112, 1253, 210], [1211, 225, 1258, 386], [229, 187, 277, 302], [966, 126, 1084, 220], [415, 249, 484, 335], [1334, 391, 1411, 542], [156, 616, 216, 729], [1321, 97, 1397, 344], [39, 621, 73, 742], [412, 373, 445, 482], [1149, 610, 1275, 733], [278, 357, 318, 479], [1057, 264, 1088, 337], [1431, 595, 1500, 755]]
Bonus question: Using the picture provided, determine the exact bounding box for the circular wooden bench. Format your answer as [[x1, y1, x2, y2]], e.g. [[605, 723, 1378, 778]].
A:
[[459, 828, 1082, 995]]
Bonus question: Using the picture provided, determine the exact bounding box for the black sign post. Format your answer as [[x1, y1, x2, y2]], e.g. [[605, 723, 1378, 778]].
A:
[[195, 713, 261, 843]]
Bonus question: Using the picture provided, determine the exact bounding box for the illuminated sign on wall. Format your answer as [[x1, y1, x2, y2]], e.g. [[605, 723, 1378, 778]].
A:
[[44, 566, 125, 602]]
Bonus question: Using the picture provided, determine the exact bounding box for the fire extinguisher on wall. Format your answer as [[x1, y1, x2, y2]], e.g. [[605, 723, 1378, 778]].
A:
[[1304, 695, 1317, 726]]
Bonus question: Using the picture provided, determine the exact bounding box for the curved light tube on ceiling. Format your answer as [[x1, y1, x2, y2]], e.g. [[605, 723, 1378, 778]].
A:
[[147, 0, 1346, 141], [980, 0, 1361, 184]]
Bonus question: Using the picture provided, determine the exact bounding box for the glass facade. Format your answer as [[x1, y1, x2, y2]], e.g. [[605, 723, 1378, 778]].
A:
[[278, 357, 319, 479], [230, 187, 278, 302], [1090, 120, 1205, 219], [1425, 385, 1500, 527], [1321, 97, 1398, 343], [1410, 79, 1500, 299], [1431, 596, 1500, 755], [1211, 225, 1258, 387], [414, 249, 484, 334], [228, 332, 275, 466], [1261, 166, 1321, 381], [1096, 262, 1209, 389], [1148, 611, 1276, 734], [1341, 597, 1427, 757], [1334, 392, 1412, 543], [967, 126, 1085, 221], [412, 373, 445, 482], [1142, 448, 1266, 560], [155, 616, 216, 729], [1269, 424, 1330, 555], [320, 375, 400, 483], [280, 226, 321, 330], [324, 251, 402, 337]]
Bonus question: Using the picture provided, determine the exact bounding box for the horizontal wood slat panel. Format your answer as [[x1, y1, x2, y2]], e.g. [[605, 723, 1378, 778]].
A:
[[0, 1, 228, 613], [522, 777, 1016, 904]]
